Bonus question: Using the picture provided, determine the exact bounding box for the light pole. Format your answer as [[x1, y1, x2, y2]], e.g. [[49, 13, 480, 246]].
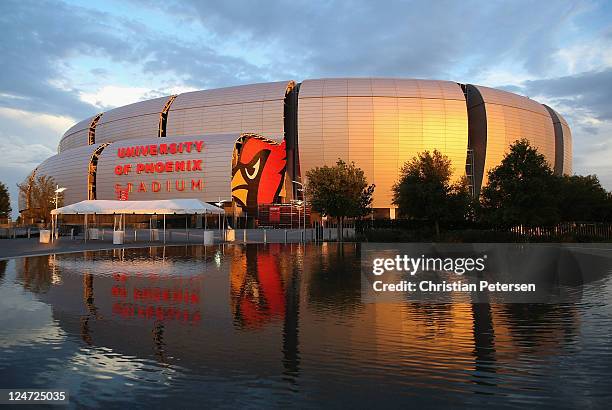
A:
[[292, 180, 306, 241], [215, 198, 230, 233], [53, 185, 67, 240]]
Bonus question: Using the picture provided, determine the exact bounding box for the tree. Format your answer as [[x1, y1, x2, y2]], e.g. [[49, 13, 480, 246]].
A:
[[0, 181, 10, 219], [305, 159, 375, 241], [17, 175, 63, 225], [392, 150, 471, 236], [557, 175, 612, 222], [480, 139, 559, 227]]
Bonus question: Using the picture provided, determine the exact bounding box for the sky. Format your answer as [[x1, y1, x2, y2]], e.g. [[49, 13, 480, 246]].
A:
[[0, 0, 611, 217]]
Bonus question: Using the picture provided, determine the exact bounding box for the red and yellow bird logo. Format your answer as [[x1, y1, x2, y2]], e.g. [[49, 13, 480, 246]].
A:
[[231, 134, 286, 209], [230, 244, 286, 329]]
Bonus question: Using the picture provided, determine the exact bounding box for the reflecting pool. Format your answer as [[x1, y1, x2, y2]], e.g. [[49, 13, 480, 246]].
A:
[[1, 244, 612, 408]]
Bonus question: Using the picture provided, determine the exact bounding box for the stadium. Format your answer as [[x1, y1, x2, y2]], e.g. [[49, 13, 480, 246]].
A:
[[19, 78, 572, 223]]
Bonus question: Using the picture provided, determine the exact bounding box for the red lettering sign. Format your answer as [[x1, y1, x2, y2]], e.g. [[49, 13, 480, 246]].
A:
[[117, 141, 204, 158], [115, 140, 207, 196]]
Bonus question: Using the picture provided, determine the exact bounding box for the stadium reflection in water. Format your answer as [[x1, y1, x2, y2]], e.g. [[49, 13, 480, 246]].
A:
[[1, 244, 612, 408]]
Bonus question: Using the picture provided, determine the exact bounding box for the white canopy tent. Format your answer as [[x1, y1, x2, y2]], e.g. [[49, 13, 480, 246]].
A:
[[51, 199, 225, 215], [51, 199, 225, 244]]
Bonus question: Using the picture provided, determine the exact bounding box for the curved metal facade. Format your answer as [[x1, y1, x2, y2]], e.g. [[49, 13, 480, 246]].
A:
[[94, 96, 170, 146], [28, 78, 573, 217], [557, 111, 572, 175], [166, 81, 292, 141], [544, 105, 573, 176], [57, 81, 294, 153], [466, 84, 562, 194], [58, 115, 95, 153], [36, 144, 109, 205], [298, 78, 469, 208]]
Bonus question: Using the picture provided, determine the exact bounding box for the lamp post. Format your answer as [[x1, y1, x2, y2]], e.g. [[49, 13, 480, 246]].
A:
[[216, 198, 230, 234], [292, 180, 306, 241], [53, 185, 67, 240]]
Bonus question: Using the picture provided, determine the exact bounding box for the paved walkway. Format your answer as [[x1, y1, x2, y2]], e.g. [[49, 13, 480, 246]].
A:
[[0, 237, 167, 259], [0, 228, 347, 259]]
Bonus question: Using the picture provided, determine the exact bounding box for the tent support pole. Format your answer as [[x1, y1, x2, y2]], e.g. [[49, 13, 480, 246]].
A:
[[163, 214, 166, 244]]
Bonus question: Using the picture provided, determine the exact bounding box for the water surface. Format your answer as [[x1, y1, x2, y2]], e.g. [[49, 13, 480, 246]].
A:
[[0, 244, 611, 408]]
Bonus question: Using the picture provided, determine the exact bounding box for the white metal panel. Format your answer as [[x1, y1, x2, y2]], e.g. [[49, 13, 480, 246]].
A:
[[166, 81, 292, 141], [58, 116, 95, 153], [36, 144, 108, 205], [95, 96, 169, 143]]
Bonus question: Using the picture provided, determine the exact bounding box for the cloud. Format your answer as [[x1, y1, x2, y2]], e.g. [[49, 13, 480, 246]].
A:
[[0, 0, 115, 118], [79, 86, 157, 110], [2, 0, 602, 116], [555, 43, 612, 74], [572, 121, 612, 189], [0, 0, 265, 119], [140, 42, 269, 88], [136, 0, 590, 80], [508, 68, 612, 189], [521, 68, 612, 121], [90, 68, 110, 78], [0, 107, 75, 144], [0, 107, 74, 216], [78, 84, 205, 110]]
